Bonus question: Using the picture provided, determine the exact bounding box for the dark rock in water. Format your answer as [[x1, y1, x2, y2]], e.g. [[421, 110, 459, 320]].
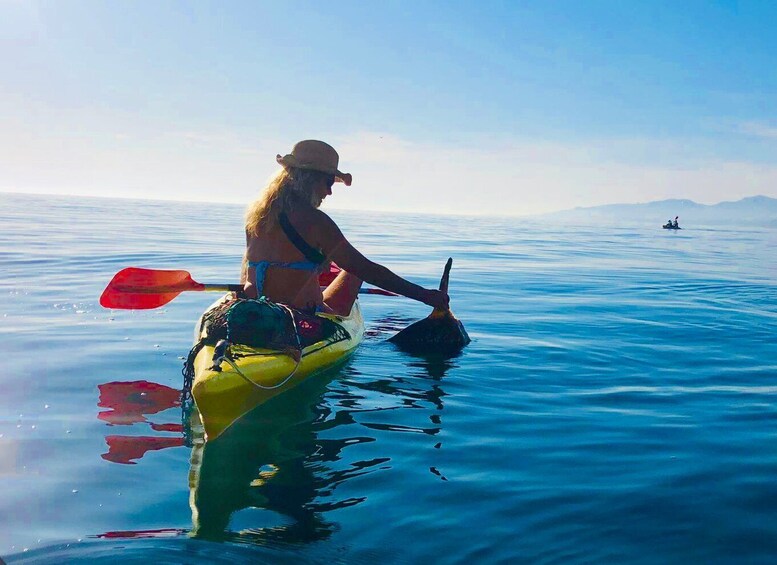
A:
[[389, 258, 470, 355]]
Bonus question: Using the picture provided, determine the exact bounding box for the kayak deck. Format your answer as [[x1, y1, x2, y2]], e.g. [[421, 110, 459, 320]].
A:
[[191, 298, 364, 440]]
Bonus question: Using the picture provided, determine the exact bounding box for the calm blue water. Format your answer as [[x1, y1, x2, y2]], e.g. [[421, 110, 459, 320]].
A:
[[1, 192, 776, 563]]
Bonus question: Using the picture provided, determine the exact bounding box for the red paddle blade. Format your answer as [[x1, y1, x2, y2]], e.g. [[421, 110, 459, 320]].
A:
[[318, 262, 399, 296], [318, 263, 398, 296], [100, 268, 204, 310], [318, 262, 341, 287]]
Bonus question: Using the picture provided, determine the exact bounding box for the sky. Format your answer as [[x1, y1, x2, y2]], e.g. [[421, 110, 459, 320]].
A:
[[1, 0, 776, 216]]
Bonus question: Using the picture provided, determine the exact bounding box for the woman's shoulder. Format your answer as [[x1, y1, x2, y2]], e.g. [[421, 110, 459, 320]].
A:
[[290, 207, 336, 229], [289, 208, 344, 247]]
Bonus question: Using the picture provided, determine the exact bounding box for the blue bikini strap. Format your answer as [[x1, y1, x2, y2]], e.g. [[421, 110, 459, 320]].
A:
[[247, 260, 321, 294]]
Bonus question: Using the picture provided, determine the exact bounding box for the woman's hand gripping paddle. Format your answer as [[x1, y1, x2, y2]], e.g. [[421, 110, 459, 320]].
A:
[[100, 266, 398, 310]]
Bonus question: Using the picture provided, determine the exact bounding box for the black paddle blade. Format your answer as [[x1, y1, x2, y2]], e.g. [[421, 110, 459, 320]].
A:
[[389, 311, 470, 355], [439, 257, 452, 293], [389, 257, 470, 356]]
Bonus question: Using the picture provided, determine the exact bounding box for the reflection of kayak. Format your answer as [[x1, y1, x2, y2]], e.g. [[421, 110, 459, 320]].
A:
[[190, 296, 364, 440], [188, 375, 340, 543], [662, 224, 682, 230]]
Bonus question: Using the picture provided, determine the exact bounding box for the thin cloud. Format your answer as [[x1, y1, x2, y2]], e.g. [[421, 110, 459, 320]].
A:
[[327, 132, 777, 216], [3, 120, 777, 216], [737, 121, 777, 140]]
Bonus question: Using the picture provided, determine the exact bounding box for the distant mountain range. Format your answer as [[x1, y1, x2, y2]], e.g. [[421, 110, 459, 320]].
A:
[[539, 195, 777, 227]]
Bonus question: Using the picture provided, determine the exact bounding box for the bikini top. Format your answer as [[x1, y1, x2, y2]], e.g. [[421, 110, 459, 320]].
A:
[[247, 212, 327, 295]]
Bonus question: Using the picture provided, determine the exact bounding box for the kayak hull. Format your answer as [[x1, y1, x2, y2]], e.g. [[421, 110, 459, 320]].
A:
[[191, 297, 364, 440]]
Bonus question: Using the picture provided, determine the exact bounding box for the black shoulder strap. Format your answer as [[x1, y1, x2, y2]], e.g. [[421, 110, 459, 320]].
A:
[[278, 212, 326, 264]]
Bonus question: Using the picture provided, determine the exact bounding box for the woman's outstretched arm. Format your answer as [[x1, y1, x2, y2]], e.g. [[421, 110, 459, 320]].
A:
[[316, 214, 449, 309]]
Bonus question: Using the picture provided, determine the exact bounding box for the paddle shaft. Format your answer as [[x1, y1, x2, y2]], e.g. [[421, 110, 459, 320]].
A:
[[113, 283, 394, 296], [112, 283, 242, 294], [100, 266, 399, 310], [108, 279, 395, 299]]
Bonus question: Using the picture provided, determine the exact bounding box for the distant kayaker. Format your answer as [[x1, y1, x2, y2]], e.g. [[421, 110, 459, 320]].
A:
[[673, 216, 679, 228], [241, 140, 449, 315]]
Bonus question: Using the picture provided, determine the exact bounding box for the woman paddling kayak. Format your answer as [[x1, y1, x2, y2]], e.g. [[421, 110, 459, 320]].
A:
[[241, 139, 449, 315]]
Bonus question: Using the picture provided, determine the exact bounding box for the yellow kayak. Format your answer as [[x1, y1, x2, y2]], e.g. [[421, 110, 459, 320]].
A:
[[189, 296, 364, 440]]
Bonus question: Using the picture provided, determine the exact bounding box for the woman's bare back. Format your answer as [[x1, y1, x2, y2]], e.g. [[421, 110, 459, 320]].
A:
[[244, 209, 326, 310]]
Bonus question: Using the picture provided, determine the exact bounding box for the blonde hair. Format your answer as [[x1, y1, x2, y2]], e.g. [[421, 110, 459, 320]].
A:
[[245, 167, 326, 236]]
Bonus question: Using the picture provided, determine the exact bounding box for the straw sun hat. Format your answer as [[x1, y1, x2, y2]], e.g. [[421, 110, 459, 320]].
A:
[[276, 140, 352, 186]]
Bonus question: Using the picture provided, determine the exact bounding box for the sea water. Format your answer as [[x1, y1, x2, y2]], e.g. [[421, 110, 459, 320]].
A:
[[1, 193, 776, 563]]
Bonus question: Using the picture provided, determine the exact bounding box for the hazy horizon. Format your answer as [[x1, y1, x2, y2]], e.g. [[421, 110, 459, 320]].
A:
[[4, 189, 774, 221]]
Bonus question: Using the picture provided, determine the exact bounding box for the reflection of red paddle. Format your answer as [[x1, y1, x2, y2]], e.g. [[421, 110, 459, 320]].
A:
[[98, 380, 181, 425], [100, 265, 397, 310], [102, 435, 185, 465], [97, 381, 185, 464]]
